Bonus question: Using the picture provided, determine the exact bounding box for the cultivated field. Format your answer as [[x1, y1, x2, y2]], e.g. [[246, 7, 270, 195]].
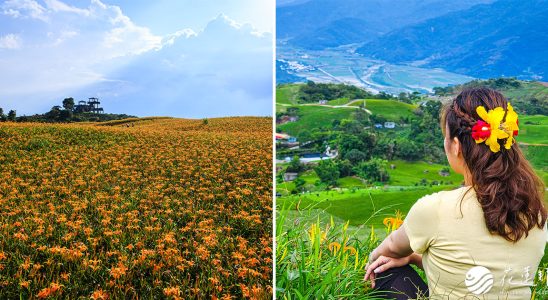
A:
[[0, 117, 272, 299]]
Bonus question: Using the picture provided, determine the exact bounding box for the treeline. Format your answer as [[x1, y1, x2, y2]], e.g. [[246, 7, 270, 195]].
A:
[[433, 77, 522, 95], [0, 108, 17, 122], [433, 77, 548, 115], [0, 98, 135, 123], [298, 81, 394, 102]]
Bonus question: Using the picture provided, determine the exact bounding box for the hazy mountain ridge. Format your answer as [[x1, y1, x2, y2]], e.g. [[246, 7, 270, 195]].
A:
[[277, 0, 494, 47], [357, 0, 548, 79]]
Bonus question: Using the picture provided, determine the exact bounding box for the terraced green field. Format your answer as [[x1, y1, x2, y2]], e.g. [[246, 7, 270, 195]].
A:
[[278, 186, 450, 228], [520, 115, 548, 145]]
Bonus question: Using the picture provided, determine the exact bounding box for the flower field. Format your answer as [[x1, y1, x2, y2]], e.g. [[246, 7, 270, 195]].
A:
[[0, 117, 272, 299]]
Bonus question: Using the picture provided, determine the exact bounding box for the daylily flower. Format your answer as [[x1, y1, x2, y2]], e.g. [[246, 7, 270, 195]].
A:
[[475, 103, 519, 153], [503, 103, 519, 149]]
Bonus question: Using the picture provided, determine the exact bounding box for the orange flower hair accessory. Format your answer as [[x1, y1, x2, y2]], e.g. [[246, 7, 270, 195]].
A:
[[473, 103, 519, 153]]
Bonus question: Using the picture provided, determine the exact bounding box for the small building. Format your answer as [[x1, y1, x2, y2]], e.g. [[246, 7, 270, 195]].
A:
[[384, 122, 396, 129], [319, 100, 328, 105], [284, 172, 299, 181]]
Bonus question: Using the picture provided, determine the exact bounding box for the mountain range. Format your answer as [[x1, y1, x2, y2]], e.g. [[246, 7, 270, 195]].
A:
[[357, 0, 548, 79], [278, 0, 548, 80], [277, 0, 493, 48]]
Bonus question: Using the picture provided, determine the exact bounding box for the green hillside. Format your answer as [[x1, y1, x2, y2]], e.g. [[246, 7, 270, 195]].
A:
[[519, 115, 548, 145], [348, 99, 417, 121], [276, 84, 301, 105], [277, 105, 357, 136]]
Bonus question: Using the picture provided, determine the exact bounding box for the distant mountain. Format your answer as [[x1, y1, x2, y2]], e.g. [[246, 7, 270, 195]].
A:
[[357, 0, 548, 79], [291, 18, 380, 50], [277, 0, 493, 48]]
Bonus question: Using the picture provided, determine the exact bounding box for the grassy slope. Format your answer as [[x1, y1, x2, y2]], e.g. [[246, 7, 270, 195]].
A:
[[327, 97, 351, 105], [278, 186, 451, 227], [519, 115, 548, 145], [277, 105, 357, 136], [348, 99, 417, 121], [387, 160, 463, 186], [276, 84, 301, 105]]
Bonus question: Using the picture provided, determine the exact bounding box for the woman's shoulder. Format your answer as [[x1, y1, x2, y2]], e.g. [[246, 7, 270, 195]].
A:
[[415, 186, 474, 206], [410, 186, 477, 218]]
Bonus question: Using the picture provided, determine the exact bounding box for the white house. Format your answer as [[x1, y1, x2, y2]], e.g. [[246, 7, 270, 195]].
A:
[[384, 122, 396, 129]]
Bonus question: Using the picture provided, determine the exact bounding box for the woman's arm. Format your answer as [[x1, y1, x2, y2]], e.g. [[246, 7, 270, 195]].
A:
[[364, 226, 423, 287], [369, 225, 413, 262]]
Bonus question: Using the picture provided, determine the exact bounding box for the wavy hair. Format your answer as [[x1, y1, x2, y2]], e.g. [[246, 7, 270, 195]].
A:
[[441, 87, 546, 242]]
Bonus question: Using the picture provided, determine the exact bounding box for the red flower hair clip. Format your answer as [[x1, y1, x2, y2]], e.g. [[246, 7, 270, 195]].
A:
[[471, 120, 491, 141]]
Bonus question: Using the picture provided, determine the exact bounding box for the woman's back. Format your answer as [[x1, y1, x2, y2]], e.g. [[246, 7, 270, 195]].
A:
[[404, 186, 547, 299]]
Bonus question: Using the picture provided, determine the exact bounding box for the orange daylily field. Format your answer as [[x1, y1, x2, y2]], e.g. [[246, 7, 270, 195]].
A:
[[0, 117, 272, 299]]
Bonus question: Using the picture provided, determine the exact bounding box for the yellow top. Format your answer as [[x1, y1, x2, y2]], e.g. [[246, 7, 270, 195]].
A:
[[403, 186, 547, 299]]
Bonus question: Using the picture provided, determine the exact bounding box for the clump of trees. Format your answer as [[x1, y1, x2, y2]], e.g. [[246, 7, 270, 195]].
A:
[[0, 107, 17, 122], [433, 77, 522, 96], [2, 97, 135, 123], [298, 81, 394, 103]]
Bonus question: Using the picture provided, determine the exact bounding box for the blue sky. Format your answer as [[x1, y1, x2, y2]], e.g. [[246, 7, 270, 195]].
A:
[[0, 0, 274, 118]]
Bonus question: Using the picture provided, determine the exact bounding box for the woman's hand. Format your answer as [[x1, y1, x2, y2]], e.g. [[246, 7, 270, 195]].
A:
[[364, 255, 412, 288]]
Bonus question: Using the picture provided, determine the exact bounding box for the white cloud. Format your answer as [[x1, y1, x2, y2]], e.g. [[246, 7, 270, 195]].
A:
[[0, 34, 21, 49], [0, 2, 272, 117], [73, 14, 273, 117], [50, 30, 78, 46], [163, 29, 197, 46], [44, 0, 90, 16], [1, 0, 48, 21]]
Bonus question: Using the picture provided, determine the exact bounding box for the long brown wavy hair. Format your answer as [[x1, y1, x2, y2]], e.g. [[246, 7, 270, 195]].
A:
[[441, 87, 546, 242]]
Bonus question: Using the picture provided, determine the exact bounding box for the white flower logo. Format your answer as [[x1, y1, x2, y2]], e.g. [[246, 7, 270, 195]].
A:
[[465, 266, 494, 295]]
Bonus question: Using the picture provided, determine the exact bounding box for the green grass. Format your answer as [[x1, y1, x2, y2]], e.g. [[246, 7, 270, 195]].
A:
[[277, 181, 296, 195], [387, 160, 463, 186], [327, 97, 351, 106], [276, 206, 385, 299], [337, 176, 366, 188], [348, 99, 417, 121], [521, 144, 548, 172], [519, 115, 548, 145], [278, 105, 357, 136], [277, 84, 301, 105], [300, 170, 318, 183], [277, 186, 451, 228]]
